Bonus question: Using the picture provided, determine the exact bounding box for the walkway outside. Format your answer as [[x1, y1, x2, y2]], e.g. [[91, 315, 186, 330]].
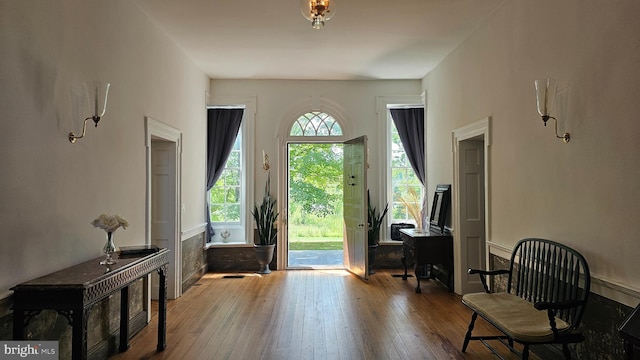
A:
[[288, 249, 343, 268]]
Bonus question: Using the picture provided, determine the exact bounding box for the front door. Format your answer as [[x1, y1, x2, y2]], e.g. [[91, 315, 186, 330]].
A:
[[343, 136, 368, 280]]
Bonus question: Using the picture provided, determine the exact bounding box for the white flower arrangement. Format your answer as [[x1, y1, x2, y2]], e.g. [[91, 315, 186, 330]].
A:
[[91, 213, 129, 233]]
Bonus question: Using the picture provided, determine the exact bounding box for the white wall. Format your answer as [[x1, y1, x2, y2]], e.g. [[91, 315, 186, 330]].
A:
[[210, 79, 422, 216], [424, 0, 640, 303], [0, 0, 208, 297]]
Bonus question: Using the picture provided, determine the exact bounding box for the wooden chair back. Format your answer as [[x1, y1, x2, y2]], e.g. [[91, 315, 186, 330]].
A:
[[507, 238, 591, 329]]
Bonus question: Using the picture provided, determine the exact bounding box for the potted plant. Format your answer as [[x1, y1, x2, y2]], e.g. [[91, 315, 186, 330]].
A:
[[367, 190, 388, 275], [252, 173, 279, 274]]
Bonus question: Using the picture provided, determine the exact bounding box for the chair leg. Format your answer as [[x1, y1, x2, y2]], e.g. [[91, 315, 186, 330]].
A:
[[461, 312, 478, 352], [562, 344, 571, 359], [522, 345, 529, 360]]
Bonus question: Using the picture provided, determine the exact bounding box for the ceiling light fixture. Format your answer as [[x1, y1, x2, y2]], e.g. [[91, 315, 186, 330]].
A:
[[300, 0, 336, 29]]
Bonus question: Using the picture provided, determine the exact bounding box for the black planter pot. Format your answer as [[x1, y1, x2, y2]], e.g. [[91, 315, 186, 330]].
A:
[[254, 244, 275, 274]]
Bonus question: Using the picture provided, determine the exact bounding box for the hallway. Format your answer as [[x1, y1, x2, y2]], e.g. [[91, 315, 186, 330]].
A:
[[110, 270, 539, 360]]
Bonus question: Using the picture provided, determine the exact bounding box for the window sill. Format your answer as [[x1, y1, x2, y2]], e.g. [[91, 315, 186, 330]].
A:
[[204, 242, 253, 250], [379, 240, 403, 246]]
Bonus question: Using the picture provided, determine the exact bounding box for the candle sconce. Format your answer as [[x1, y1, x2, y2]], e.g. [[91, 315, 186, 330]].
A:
[[69, 81, 110, 143], [534, 78, 570, 143]]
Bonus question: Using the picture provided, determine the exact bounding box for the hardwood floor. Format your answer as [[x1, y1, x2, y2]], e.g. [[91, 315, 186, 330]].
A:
[[110, 269, 538, 360]]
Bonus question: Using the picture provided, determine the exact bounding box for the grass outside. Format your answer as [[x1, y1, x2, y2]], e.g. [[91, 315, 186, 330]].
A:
[[289, 237, 343, 250]]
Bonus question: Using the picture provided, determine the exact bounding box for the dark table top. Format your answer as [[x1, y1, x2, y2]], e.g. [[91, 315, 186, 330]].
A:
[[13, 248, 168, 290], [399, 227, 451, 238]]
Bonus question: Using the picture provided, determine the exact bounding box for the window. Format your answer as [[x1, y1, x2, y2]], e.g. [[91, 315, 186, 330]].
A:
[[206, 97, 255, 245], [208, 132, 241, 223], [389, 119, 424, 225], [290, 112, 342, 136]]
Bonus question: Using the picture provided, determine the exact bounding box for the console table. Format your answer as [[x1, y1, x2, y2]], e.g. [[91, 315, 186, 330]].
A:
[[400, 228, 453, 293], [12, 248, 169, 360]]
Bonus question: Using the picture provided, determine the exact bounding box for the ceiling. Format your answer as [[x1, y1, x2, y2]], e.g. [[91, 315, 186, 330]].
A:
[[133, 0, 504, 80]]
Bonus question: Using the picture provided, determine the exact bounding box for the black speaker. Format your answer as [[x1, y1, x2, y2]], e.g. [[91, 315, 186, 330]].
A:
[[390, 223, 415, 240]]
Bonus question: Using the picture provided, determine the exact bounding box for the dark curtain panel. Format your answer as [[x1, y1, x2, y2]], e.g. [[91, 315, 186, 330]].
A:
[[390, 108, 425, 184], [390, 108, 427, 226], [206, 108, 243, 241]]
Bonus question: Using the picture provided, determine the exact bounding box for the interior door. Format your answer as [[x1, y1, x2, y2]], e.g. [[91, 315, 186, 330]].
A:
[[458, 138, 486, 294], [343, 136, 368, 280], [151, 140, 179, 299]]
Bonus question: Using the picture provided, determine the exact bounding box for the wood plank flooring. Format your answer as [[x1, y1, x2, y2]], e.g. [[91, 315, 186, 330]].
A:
[[110, 270, 539, 360]]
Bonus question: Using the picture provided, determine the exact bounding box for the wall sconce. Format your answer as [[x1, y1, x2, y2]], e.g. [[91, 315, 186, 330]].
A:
[[69, 81, 110, 143], [534, 78, 570, 143]]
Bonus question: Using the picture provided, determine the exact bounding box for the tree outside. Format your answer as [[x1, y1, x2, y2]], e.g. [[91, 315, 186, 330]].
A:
[[209, 136, 241, 223], [288, 143, 343, 250]]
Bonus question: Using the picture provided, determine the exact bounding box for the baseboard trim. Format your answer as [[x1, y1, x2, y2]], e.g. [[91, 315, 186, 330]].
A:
[[87, 310, 148, 360], [591, 276, 640, 308], [183, 264, 207, 292]]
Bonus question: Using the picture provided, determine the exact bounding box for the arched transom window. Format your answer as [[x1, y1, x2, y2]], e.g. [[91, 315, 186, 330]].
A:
[[290, 112, 343, 136]]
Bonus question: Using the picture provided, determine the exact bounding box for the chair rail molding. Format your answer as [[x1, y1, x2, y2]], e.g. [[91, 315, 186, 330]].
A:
[[182, 223, 207, 241]]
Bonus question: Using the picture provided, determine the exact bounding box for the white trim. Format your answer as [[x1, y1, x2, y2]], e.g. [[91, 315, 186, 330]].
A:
[[486, 240, 512, 260], [451, 117, 492, 151], [452, 116, 491, 294], [379, 241, 403, 246], [182, 223, 207, 241], [208, 95, 257, 114], [277, 136, 287, 270], [375, 95, 425, 114], [145, 116, 183, 302], [204, 243, 254, 250], [145, 119, 183, 150], [208, 96, 256, 245], [487, 241, 640, 308], [591, 276, 640, 308]]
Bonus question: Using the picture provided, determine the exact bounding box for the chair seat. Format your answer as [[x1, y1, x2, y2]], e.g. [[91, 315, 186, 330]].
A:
[[462, 292, 570, 343]]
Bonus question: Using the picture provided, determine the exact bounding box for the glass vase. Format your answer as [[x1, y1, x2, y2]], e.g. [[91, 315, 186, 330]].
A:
[[100, 231, 118, 265]]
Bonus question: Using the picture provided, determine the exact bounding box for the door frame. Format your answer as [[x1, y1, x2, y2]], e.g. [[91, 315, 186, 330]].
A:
[[145, 116, 182, 300], [283, 141, 346, 269], [276, 97, 353, 270], [452, 117, 490, 294]]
